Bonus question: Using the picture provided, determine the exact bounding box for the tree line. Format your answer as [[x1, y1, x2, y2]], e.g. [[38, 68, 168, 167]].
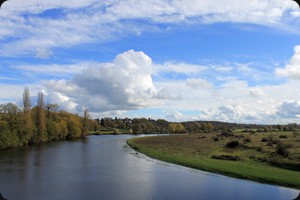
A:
[[95, 117, 214, 134], [95, 117, 300, 135], [1, 88, 299, 149], [0, 87, 97, 149]]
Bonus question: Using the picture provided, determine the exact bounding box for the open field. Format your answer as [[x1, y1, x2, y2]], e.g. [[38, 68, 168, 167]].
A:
[[127, 131, 300, 189]]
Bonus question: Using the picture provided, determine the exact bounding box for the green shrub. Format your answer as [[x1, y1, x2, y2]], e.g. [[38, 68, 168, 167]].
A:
[[225, 140, 240, 148], [244, 136, 251, 143], [276, 143, 289, 157], [272, 139, 280, 144], [255, 146, 262, 152], [279, 135, 288, 139]]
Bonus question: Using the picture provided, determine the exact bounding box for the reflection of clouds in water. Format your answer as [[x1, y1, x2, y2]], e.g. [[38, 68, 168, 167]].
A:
[[278, 188, 300, 200], [293, 192, 300, 200], [0, 135, 298, 200], [120, 145, 156, 199]]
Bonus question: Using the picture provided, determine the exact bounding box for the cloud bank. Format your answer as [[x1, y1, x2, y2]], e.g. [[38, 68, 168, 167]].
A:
[[44, 50, 167, 112], [2, 46, 300, 124], [36, 48, 300, 124]]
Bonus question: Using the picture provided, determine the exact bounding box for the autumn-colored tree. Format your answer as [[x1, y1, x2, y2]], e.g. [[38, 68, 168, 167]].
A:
[[46, 118, 68, 141], [22, 87, 34, 145], [0, 103, 21, 147], [168, 123, 185, 133], [0, 89, 89, 149], [45, 104, 66, 141], [0, 103, 21, 133], [57, 120, 68, 140], [206, 123, 214, 132], [201, 123, 214, 133], [0, 120, 19, 149], [35, 92, 47, 143], [58, 111, 82, 139]]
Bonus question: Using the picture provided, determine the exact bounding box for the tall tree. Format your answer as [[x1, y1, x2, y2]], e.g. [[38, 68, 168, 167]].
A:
[[22, 87, 34, 144], [23, 87, 31, 112], [35, 92, 47, 143], [66, 114, 81, 139]]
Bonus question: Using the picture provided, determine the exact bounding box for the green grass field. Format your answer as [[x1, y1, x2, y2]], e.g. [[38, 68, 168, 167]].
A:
[[127, 132, 300, 189]]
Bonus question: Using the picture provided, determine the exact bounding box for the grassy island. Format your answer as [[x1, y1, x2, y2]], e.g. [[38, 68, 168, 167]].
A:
[[127, 132, 300, 189]]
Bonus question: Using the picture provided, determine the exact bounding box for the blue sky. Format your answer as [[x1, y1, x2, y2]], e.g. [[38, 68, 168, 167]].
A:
[[1, 0, 300, 124]]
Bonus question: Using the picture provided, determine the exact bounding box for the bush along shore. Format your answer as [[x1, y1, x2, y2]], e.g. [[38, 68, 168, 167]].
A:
[[0, 87, 98, 149], [127, 131, 300, 189]]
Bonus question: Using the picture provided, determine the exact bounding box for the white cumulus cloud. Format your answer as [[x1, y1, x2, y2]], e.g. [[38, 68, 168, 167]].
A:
[[276, 45, 300, 80], [44, 50, 169, 112], [277, 100, 300, 118]]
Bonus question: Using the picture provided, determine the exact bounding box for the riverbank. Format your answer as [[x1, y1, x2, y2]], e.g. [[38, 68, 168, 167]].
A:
[[127, 132, 300, 189]]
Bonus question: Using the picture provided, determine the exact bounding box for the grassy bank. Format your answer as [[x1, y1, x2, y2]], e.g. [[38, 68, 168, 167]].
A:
[[91, 128, 133, 135], [127, 132, 300, 189]]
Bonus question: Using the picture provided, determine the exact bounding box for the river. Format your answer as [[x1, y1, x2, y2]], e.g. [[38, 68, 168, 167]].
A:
[[0, 135, 299, 200]]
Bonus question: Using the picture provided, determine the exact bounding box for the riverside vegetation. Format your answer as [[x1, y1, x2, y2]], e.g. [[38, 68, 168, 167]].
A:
[[1, 88, 300, 189], [0, 87, 98, 149], [127, 131, 300, 189]]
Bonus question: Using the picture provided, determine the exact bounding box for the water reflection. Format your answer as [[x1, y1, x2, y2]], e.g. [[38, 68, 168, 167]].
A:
[[293, 192, 300, 200], [0, 135, 298, 200]]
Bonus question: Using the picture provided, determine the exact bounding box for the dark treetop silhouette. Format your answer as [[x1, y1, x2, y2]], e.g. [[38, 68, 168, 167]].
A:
[[0, 0, 7, 8], [293, 0, 300, 7]]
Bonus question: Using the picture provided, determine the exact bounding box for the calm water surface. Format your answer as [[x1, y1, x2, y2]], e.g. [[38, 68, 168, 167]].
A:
[[0, 135, 299, 200]]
